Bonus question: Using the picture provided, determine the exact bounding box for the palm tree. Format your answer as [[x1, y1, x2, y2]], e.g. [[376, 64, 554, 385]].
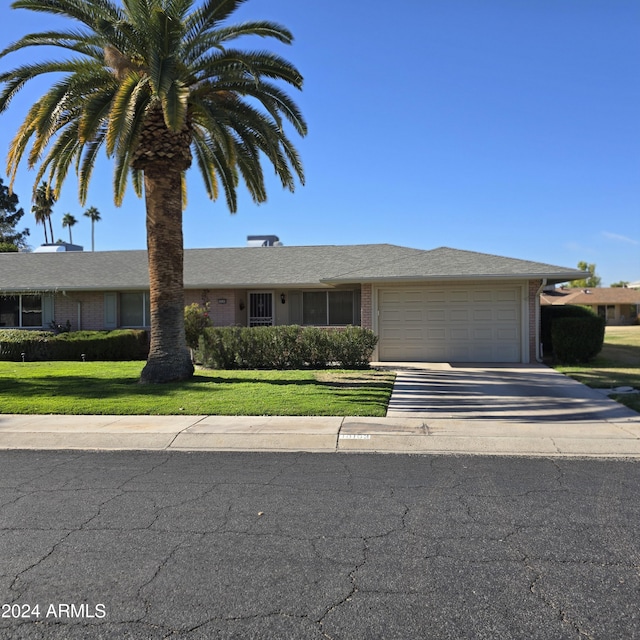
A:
[[0, 0, 306, 383], [32, 203, 49, 244], [83, 206, 101, 252], [61, 213, 78, 244], [32, 182, 56, 244]]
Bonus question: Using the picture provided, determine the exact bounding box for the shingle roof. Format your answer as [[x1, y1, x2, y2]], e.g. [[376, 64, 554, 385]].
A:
[[0, 244, 585, 293], [541, 287, 640, 305]]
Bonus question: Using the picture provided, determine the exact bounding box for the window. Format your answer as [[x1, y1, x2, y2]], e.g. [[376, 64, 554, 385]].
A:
[[303, 291, 327, 325], [0, 295, 42, 328], [120, 292, 150, 327], [302, 290, 355, 326], [597, 305, 616, 322]]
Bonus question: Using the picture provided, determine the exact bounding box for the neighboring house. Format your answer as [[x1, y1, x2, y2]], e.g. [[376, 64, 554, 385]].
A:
[[541, 287, 640, 325], [0, 244, 584, 363]]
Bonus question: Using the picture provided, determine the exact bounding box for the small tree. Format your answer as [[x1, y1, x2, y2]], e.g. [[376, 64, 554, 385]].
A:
[[611, 281, 629, 288], [0, 176, 29, 249], [570, 261, 601, 288], [61, 213, 78, 244], [184, 303, 212, 350]]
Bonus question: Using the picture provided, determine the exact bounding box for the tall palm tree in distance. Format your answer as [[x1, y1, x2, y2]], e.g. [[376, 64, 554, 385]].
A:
[[31, 202, 49, 244], [0, 0, 306, 383], [62, 213, 78, 244], [83, 206, 101, 252], [32, 182, 56, 244]]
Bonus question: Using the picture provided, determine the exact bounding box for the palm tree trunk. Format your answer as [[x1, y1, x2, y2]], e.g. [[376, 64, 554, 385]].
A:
[[48, 216, 54, 244], [91, 221, 95, 251], [139, 165, 194, 383]]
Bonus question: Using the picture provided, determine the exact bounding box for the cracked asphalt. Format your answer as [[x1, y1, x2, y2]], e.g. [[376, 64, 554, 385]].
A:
[[1, 451, 639, 639]]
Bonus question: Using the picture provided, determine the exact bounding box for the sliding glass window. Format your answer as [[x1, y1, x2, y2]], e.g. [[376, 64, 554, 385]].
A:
[[0, 295, 42, 328], [120, 292, 150, 327], [302, 291, 355, 326]]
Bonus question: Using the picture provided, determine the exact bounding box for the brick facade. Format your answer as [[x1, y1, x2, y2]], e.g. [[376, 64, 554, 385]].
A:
[[184, 289, 238, 326], [360, 283, 372, 329], [52, 291, 105, 331]]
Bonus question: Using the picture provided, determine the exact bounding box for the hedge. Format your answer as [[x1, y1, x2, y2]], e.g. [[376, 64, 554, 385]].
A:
[[0, 329, 148, 361], [551, 315, 605, 364], [540, 304, 597, 356], [196, 325, 378, 369]]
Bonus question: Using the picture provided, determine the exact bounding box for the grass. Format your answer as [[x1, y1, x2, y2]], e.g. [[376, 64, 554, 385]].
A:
[[0, 361, 395, 417], [555, 325, 640, 413]]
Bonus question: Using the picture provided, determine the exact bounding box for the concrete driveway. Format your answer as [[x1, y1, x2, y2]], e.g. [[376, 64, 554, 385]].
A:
[[383, 363, 638, 422]]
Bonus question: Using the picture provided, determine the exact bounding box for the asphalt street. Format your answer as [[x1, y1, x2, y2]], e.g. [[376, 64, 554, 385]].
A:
[[1, 450, 639, 639]]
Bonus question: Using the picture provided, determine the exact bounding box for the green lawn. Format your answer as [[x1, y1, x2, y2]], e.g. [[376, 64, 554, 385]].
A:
[[555, 325, 640, 413], [0, 361, 395, 417]]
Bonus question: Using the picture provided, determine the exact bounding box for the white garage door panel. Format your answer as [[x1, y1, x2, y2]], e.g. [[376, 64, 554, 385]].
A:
[[378, 286, 522, 363]]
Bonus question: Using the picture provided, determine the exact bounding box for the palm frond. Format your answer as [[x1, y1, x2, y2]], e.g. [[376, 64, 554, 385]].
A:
[[184, 0, 247, 42], [11, 0, 123, 26], [105, 72, 149, 156], [1, 30, 103, 59], [77, 135, 104, 205]]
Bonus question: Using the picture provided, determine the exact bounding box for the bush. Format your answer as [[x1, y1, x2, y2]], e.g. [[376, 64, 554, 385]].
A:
[[0, 329, 148, 361], [0, 330, 53, 361], [196, 325, 378, 369], [540, 304, 596, 356], [184, 303, 212, 349], [197, 326, 245, 369], [299, 327, 331, 368], [331, 326, 379, 368], [551, 316, 605, 364], [50, 329, 148, 361]]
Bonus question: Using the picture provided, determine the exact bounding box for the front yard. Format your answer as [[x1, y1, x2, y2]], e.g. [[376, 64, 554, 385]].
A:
[[0, 362, 395, 417], [555, 325, 640, 413]]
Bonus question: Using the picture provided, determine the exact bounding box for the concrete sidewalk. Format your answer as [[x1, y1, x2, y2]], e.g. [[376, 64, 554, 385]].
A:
[[1, 412, 640, 457]]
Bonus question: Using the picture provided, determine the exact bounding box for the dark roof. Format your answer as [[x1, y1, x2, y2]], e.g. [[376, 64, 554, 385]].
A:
[[0, 244, 585, 292]]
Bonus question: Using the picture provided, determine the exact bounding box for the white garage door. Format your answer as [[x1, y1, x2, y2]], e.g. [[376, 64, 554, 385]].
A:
[[378, 285, 522, 362]]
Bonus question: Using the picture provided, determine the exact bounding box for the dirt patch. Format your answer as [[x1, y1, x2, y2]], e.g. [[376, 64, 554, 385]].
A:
[[314, 371, 394, 389]]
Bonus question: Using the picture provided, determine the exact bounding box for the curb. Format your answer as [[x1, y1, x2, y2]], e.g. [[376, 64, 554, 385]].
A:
[[1, 414, 640, 458]]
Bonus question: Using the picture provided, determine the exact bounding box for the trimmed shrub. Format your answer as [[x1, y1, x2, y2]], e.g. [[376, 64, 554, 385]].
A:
[[196, 325, 378, 369], [299, 327, 332, 369], [540, 304, 597, 356], [197, 326, 245, 369], [0, 329, 148, 361], [551, 316, 605, 364], [50, 329, 148, 361], [331, 326, 379, 368], [0, 330, 53, 361]]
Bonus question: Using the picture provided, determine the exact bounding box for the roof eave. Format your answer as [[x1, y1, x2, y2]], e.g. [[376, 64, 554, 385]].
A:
[[321, 272, 585, 285]]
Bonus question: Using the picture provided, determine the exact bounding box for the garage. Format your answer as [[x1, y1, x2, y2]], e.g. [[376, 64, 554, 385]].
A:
[[377, 284, 523, 362]]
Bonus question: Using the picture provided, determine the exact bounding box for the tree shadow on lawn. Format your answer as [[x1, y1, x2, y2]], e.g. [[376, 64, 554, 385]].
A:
[[1, 372, 394, 400], [0, 375, 217, 400]]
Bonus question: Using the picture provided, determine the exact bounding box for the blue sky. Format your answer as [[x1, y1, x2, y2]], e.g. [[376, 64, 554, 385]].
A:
[[1, 0, 638, 285]]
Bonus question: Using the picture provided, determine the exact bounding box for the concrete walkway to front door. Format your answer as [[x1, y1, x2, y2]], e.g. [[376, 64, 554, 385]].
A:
[[379, 363, 638, 422]]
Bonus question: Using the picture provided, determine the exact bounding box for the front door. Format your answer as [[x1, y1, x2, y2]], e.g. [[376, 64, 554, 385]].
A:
[[249, 292, 274, 327]]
